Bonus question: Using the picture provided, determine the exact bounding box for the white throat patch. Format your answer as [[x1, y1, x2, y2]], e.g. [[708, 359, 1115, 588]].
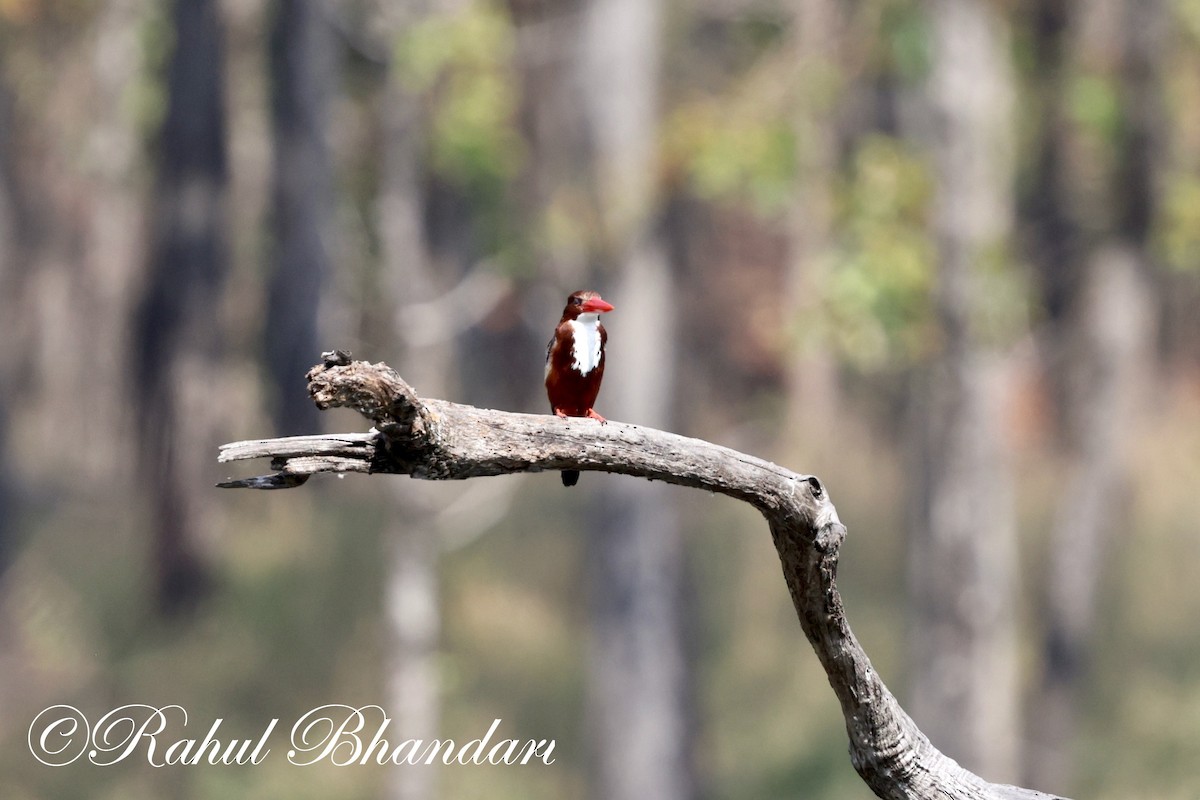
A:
[[569, 314, 603, 375]]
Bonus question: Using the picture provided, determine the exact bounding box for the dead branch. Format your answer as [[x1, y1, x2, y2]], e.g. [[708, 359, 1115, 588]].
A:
[[217, 354, 1067, 800]]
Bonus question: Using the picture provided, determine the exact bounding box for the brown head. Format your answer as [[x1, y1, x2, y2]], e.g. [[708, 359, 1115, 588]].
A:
[[560, 290, 615, 322]]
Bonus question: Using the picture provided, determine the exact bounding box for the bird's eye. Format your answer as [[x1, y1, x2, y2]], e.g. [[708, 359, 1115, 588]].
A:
[[572, 296, 583, 306]]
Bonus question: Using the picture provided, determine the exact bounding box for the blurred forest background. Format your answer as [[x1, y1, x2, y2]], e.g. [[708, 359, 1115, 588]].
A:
[[1, 0, 1199, 798]]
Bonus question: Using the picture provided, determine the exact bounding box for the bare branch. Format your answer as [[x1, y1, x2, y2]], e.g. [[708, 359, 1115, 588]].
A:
[[217, 357, 1067, 800]]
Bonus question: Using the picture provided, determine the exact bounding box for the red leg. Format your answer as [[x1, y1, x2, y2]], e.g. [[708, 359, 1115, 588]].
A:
[[585, 408, 607, 424], [553, 408, 570, 419]]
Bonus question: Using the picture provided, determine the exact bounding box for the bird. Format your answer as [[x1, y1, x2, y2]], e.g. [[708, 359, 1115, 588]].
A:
[[545, 290, 615, 486]]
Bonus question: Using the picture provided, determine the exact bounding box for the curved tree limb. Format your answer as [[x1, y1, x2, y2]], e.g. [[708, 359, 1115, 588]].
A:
[[217, 354, 1066, 800]]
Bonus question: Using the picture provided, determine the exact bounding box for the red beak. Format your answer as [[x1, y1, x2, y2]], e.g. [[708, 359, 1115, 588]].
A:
[[581, 296, 614, 313]]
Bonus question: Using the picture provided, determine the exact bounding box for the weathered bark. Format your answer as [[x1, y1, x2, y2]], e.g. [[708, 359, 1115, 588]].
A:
[[265, 0, 336, 435], [134, 0, 230, 612], [218, 356, 1068, 800], [909, 0, 1019, 779]]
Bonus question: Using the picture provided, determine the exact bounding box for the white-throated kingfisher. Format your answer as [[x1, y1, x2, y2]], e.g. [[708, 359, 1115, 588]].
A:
[[545, 290, 615, 486]]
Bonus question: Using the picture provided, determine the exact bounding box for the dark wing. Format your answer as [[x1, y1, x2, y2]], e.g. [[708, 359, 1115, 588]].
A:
[[544, 326, 563, 383]]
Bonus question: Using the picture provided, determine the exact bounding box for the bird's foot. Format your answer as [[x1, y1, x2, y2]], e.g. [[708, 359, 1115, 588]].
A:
[[585, 408, 607, 424], [554, 408, 569, 419]]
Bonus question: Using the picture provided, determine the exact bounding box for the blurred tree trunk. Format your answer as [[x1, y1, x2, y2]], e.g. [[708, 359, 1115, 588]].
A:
[[0, 78, 18, 244], [1027, 246, 1151, 791], [508, 0, 591, 287], [133, 0, 230, 613], [586, 244, 692, 800], [0, 401, 11, 575], [77, 0, 146, 481], [1, 3, 149, 571], [1023, 0, 1079, 328], [265, 0, 336, 435], [3, 0, 145, 502], [376, 6, 444, 800], [1024, 0, 1161, 790], [784, 0, 843, 446], [0, 76, 21, 575], [578, 1, 694, 799], [907, 0, 1019, 781]]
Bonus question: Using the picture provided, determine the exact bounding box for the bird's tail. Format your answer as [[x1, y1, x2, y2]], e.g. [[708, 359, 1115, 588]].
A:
[[561, 470, 580, 487]]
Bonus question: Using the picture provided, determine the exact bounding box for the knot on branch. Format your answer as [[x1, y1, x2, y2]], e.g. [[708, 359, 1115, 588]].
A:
[[307, 354, 425, 434], [304, 355, 442, 475], [815, 521, 847, 554]]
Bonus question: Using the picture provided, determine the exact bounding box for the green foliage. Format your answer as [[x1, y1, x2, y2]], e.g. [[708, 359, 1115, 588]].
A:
[[1176, 0, 1200, 45], [393, 1, 524, 265], [1157, 172, 1200, 272], [131, 0, 171, 145], [663, 10, 807, 217], [817, 135, 936, 370], [970, 240, 1029, 346], [733, 9, 787, 53], [878, 0, 932, 82], [664, 98, 797, 214], [809, 130, 1026, 369], [1067, 72, 1122, 142]]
